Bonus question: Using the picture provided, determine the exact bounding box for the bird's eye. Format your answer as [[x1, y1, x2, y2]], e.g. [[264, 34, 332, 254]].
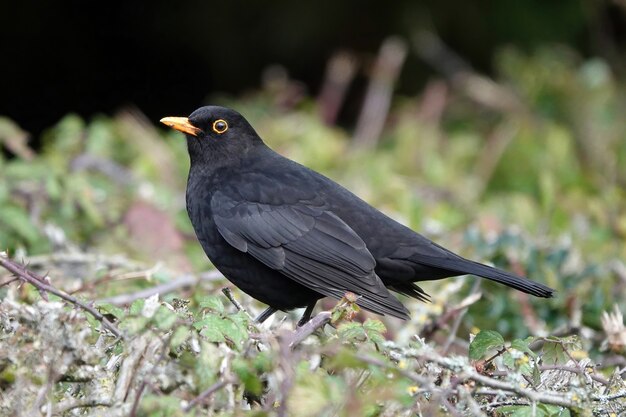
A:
[[212, 119, 228, 134]]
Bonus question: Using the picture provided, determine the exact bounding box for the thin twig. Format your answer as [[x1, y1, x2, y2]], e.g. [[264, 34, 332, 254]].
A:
[[0, 252, 123, 338], [442, 280, 481, 354], [420, 291, 482, 339], [221, 287, 252, 319], [96, 271, 223, 305], [25, 252, 144, 269], [417, 352, 581, 409], [51, 398, 112, 414], [183, 378, 234, 412], [0, 277, 19, 287], [539, 365, 608, 385]]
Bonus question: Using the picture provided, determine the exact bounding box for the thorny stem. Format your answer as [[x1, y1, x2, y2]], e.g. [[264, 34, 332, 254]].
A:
[[0, 252, 123, 338]]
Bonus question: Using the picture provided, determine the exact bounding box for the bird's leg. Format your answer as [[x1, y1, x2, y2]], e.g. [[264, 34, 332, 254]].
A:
[[254, 307, 277, 324], [296, 302, 317, 327]]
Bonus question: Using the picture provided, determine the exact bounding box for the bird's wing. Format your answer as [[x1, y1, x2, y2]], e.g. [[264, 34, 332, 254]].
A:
[[211, 190, 409, 319]]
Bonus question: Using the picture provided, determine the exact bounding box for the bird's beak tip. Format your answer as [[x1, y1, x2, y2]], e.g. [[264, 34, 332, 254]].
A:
[[160, 116, 202, 137]]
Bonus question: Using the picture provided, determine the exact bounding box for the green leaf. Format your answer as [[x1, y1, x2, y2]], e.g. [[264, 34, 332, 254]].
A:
[[193, 311, 248, 348], [170, 326, 190, 349], [496, 405, 536, 417], [363, 318, 386, 334], [325, 348, 370, 371], [469, 330, 505, 360], [198, 295, 224, 314], [511, 338, 537, 358], [97, 303, 126, 320], [195, 341, 220, 389], [232, 358, 263, 396], [194, 315, 226, 343], [153, 305, 178, 330], [537, 403, 570, 417], [363, 319, 387, 348], [120, 316, 150, 334], [0, 205, 40, 244], [502, 351, 515, 369], [532, 362, 542, 387], [84, 311, 99, 330], [138, 394, 184, 417], [337, 322, 365, 342], [129, 299, 145, 315], [542, 340, 569, 365]]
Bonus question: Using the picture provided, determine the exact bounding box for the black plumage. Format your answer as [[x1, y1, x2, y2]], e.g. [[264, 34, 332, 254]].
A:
[[161, 106, 554, 323]]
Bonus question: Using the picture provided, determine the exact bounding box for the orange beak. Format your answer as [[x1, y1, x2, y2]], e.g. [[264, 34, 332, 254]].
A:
[[160, 116, 203, 137]]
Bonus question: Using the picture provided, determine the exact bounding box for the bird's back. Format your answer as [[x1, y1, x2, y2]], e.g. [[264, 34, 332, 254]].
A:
[[235, 147, 553, 299]]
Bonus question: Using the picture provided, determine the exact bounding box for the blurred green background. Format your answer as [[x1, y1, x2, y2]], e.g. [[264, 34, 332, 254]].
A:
[[2, 1, 626, 339]]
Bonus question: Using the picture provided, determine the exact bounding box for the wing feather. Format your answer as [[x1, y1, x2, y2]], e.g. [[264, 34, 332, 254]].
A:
[[211, 191, 409, 319]]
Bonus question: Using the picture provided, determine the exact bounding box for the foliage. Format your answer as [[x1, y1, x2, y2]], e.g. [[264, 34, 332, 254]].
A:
[[1, 45, 626, 415]]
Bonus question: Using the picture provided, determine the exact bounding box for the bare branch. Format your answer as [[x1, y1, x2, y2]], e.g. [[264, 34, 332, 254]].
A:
[[286, 311, 332, 349], [96, 270, 223, 306], [0, 252, 123, 338], [183, 378, 235, 412]]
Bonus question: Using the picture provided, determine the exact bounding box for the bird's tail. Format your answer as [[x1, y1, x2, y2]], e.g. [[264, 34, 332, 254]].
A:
[[445, 258, 555, 298]]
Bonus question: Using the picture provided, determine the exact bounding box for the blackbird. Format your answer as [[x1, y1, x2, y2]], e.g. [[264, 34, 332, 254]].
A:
[[161, 106, 554, 324]]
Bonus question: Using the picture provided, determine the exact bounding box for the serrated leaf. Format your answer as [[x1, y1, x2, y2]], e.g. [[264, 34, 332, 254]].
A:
[[153, 305, 178, 330], [363, 319, 387, 348], [542, 341, 568, 365], [219, 316, 248, 348], [469, 330, 505, 360], [97, 303, 126, 320], [363, 318, 386, 334], [337, 322, 365, 342], [230, 314, 250, 348], [511, 338, 537, 358], [198, 295, 224, 313], [195, 315, 226, 343]]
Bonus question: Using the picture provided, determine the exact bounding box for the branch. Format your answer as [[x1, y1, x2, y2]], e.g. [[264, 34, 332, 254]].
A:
[[183, 378, 235, 412], [221, 287, 252, 320], [24, 252, 144, 269], [51, 398, 112, 414], [419, 352, 581, 409], [286, 311, 332, 348], [0, 252, 123, 338], [96, 270, 223, 305]]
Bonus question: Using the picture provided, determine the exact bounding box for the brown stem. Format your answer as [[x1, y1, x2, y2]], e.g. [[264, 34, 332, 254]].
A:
[[0, 253, 123, 338]]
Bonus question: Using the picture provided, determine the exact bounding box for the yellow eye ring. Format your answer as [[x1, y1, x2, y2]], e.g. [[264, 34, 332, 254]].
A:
[[212, 119, 228, 134]]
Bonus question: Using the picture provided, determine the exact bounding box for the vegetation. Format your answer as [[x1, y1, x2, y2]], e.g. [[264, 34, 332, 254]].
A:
[[1, 45, 626, 415]]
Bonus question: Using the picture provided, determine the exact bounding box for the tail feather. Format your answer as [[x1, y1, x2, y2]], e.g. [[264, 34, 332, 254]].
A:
[[410, 254, 555, 298], [446, 258, 554, 298], [388, 282, 431, 302]]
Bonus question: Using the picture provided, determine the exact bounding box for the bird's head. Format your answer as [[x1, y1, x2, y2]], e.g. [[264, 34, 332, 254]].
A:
[[160, 106, 263, 166]]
